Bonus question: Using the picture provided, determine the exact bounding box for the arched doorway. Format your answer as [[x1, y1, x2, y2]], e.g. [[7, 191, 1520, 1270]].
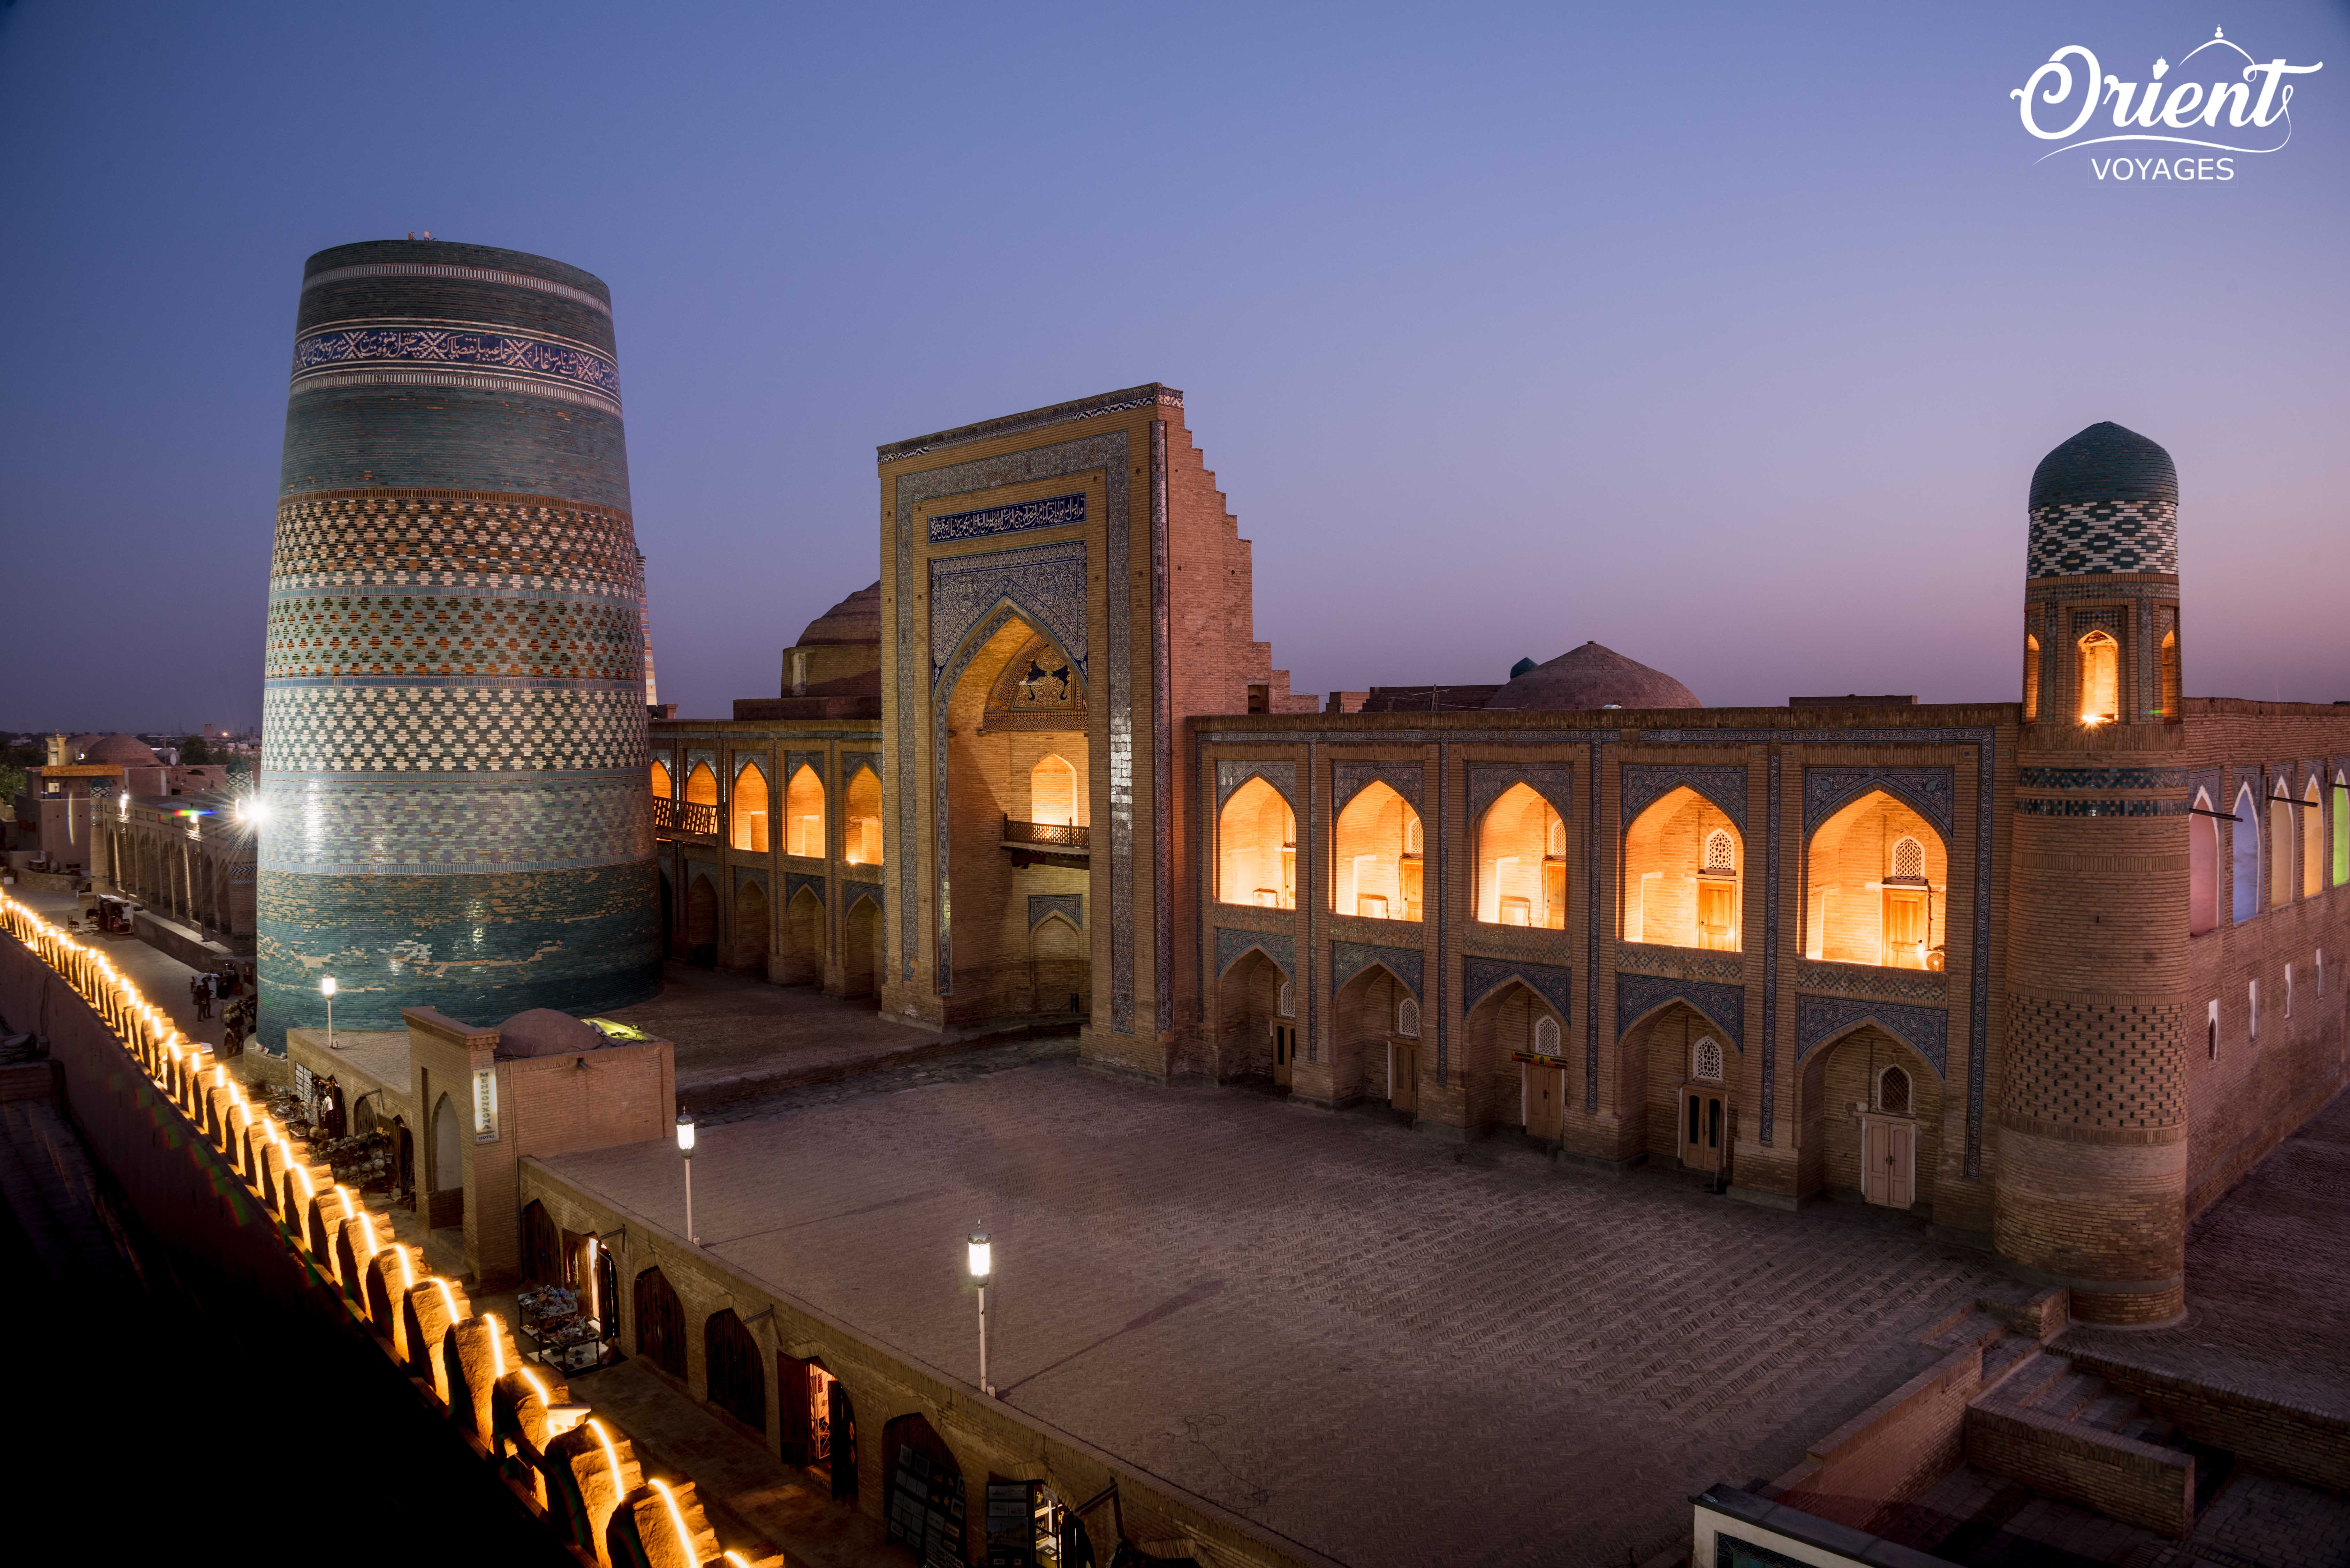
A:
[[778, 1353, 857, 1502], [844, 894, 881, 1001], [634, 1267, 686, 1378], [780, 886, 823, 987], [1474, 783, 1566, 928], [1332, 962, 1416, 1114], [431, 1093, 461, 1190], [785, 765, 826, 857], [521, 1200, 561, 1285], [844, 766, 883, 867], [1333, 781, 1422, 922], [1217, 777, 1296, 908], [1462, 980, 1567, 1138], [731, 761, 770, 853], [1622, 1001, 1735, 1178], [1031, 913, 1086, 1016], [1797, 1024, 1940, 1211], [883, 1413, 966, 1564], [1803, 790, 1948, 970], [684, 873, 719, 968], [732, 878, 769, 976], [1214, 948, 1287, 1085], [704, 1309, 764, 1432]]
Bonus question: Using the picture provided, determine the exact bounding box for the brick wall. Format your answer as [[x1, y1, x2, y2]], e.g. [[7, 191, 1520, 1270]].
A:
[[1963, 1404, 2193, 1536]]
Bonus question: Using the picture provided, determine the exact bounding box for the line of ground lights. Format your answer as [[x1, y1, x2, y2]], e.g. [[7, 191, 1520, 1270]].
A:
[[0, 889, 769, 1568]]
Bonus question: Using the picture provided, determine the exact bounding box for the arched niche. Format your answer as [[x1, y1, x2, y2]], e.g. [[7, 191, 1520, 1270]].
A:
[[844, 766, 883, 865], [1214, 946, 1288, 1083], [785, 765, 825, 858], [1462, 979, 1568, 1135], [1333, 780, 1422, 923], [684, 763, 718, 808], [2189, 787, 2218, 935], [2232, 781, 2261, 924], [1623, 786, 1740, 951], [1219, 776, 1297, 909], [1795, 1022, 1943, 1211], [650, 758, 673, 799], [732, 877, 769, 975], [731, 761, 770, 853], [1803, 789, 1948, 970], [1475, 782, 1564, 928]]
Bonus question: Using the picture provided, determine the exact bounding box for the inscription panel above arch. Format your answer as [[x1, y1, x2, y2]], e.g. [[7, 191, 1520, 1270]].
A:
[[1802, 765, 1955, 840], [927, 540, 1090, 688]]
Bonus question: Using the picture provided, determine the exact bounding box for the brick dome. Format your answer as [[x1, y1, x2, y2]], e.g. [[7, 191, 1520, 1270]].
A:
[[496, 1007, 606, 1059], [1483, 642, 1699, 711], [798, 581, 882, 646], [2029, 422, 2177, 511], [82, 733, 159, 765]]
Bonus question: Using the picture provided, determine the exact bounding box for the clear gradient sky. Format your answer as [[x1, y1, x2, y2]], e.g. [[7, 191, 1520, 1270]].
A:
[[2, 1, 2345, 731]]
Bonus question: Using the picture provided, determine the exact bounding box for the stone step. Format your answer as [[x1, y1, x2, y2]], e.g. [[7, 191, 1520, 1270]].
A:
[[1921, 1307, 2009, 1351], [2031, 1369, 2107, 1420], [1980, 1333, 2041, 1386], [1985, 1347, 2071, 1410], [2079, 1392, 2140, 1432]]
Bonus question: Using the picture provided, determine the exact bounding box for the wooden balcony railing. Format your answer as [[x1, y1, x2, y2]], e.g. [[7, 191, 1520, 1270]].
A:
[[1003, 817, 1089, 852], [653, 796, 719, 837]]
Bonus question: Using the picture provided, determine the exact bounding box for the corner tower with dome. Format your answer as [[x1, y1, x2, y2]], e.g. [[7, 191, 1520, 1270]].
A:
[[641, 387, 2349, 1327]]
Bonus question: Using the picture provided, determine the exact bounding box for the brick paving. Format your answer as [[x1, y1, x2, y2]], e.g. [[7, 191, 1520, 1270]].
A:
[[544, 1059, 2012, 1568], [2060, 1086, 2350, 1418]]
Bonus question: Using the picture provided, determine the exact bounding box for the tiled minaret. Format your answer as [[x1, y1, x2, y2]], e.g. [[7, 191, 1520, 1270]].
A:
[[256, 240, 660, 1048], [1998, 422, 2189, 1324]]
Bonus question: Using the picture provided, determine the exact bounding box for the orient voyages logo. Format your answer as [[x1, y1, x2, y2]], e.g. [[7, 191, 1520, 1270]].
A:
[[2012, 27, 2322, 179]]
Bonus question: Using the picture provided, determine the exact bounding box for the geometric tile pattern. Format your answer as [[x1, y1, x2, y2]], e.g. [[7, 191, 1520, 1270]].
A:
[[1460, 955, 1572, 1023], [301, 260, 613, 318], [261, 682, 648, 773], [1792, 959, 1948, 1005], [270, 493, 641, 597], [1620, 762, 1747, 829], [927, 540, 1090, 686], [1216, 926, 1293, 979], [2003, 996, 2187, 1129], [1793, 993, 1948, 1078], [1029, 893, 1085, 931], [1616, 971, 1743, 1053], [1331, 939, 1423, 1000], [264, 589, 641, 680], [254, 768, 650, 875], [1465, 762, 1573, 825], [929, 491, 1085, 545], [1331, 759, 1425, 814], [1215, 758, 1297, 809], [1801, 765, 1955, 839], [2027, 499, 2177, 578]]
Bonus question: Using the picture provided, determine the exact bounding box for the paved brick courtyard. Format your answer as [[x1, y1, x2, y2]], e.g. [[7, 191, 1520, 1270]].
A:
[[544, 1059, 2013, 1567]]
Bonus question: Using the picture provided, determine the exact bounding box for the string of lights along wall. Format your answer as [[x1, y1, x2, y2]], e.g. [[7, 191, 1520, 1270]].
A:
[[255, 239, 660, 1048]]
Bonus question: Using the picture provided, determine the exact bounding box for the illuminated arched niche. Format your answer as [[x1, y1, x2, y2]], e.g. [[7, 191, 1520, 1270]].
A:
[[1333, 780, 1421, 922], [785, 764, 825, 858], [1475, 782, 1564, 928], [1219, 776, 1296, 909], [844, 765, 883, 865], [1803, 790, 1948, 970], [1622, 786, 1739, 951], [731, 761, 769, 852]]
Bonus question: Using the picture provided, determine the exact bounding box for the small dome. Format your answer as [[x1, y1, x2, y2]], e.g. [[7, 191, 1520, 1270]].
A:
[[83, 733, 160, 765], [1509, 657, 1538, 679], [797, 581, 881, 646], [2029, 422, 2176, 512], [496, 1008, 605, 1059], [1484, 642, 1699, 712]]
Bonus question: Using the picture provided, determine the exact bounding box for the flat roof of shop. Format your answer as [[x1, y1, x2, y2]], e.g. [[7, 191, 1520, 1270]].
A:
[[542, 1058, 2005, 1568]]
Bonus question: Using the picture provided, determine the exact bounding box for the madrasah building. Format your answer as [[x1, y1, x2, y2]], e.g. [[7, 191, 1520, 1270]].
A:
[[650, 384, 2350, 1328]]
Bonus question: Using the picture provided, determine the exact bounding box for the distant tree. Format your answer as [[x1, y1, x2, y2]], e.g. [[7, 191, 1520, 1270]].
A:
[[178, 735, 214, 765], [0, 764, 24, 807]]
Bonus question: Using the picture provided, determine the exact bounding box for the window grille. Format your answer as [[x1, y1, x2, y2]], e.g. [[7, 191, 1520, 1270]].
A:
[[2207, 999, 2219, 1060], [1548, 818, 1567, 857], [1890, 836, 1925, 882], [1534, 1015, 1560, 1057], [1691, 1037, 1723, 1082], [1704, 830, 1736, 875], [2249, 979, 2260, 1041], [1878, 1065, 1912, 1116], [1277, 980, 1295, 1019], [1396, 998, 1420, 1038]]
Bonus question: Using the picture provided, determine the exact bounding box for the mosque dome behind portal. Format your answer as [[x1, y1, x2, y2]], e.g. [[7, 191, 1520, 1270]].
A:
[[1483, 641, 1699, 711]]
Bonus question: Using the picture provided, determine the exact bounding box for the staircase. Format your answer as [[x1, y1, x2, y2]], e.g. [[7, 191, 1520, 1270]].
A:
[[1965, 1343, 2222, 1538]]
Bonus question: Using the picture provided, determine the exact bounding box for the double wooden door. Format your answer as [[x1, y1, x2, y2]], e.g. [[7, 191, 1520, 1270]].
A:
[[1272, 1021, 1297, 1088], [1681, 1085, 1725, 1171], [1861, 1116, 1917, 1208]]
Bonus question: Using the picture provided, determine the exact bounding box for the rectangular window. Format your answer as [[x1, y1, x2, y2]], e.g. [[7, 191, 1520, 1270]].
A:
[[2249, 980, 2261, 1042], [2207, 999, 2219, 1060], [2286, 964, 2295, 1019]]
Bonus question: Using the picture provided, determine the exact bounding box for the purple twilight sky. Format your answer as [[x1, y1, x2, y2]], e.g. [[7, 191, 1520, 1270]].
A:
[[1, 1, 2345, 731]]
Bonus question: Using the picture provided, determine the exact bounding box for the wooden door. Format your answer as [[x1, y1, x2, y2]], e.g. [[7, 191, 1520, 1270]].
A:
[[1863, 1117, 1916, 1208], [1680, 1086, 1725, 1169], [1697, 882, 1736, 950], [1883, 889, 1928, 969], [1272, 1022, 1296, 1088], [1391, 1042, 1418, 1113], [1524, 1064, 1560, 1140]]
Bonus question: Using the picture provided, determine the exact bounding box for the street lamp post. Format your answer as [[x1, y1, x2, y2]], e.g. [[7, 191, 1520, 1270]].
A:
[[968, 1230, 995, 1396], [320, 974, 337, 1051], [677, 1111, 699, 1245]]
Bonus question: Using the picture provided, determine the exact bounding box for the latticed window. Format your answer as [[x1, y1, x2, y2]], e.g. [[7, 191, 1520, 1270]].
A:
[[1704, 829, 1736, 875], [1691, 1037, 1723, 1082], [1878, 1065, 1912, 1115], [1890, 836, 1925, 883], [1396, 998, 1421, 1038], [1277, 980, 1295, 1019], [1534, 1015, 1561, 1057]]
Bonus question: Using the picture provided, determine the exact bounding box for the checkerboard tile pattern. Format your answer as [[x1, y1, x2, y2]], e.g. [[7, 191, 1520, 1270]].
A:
[[2026, 499, 2179, 577], [262, 683, 648, 773]]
